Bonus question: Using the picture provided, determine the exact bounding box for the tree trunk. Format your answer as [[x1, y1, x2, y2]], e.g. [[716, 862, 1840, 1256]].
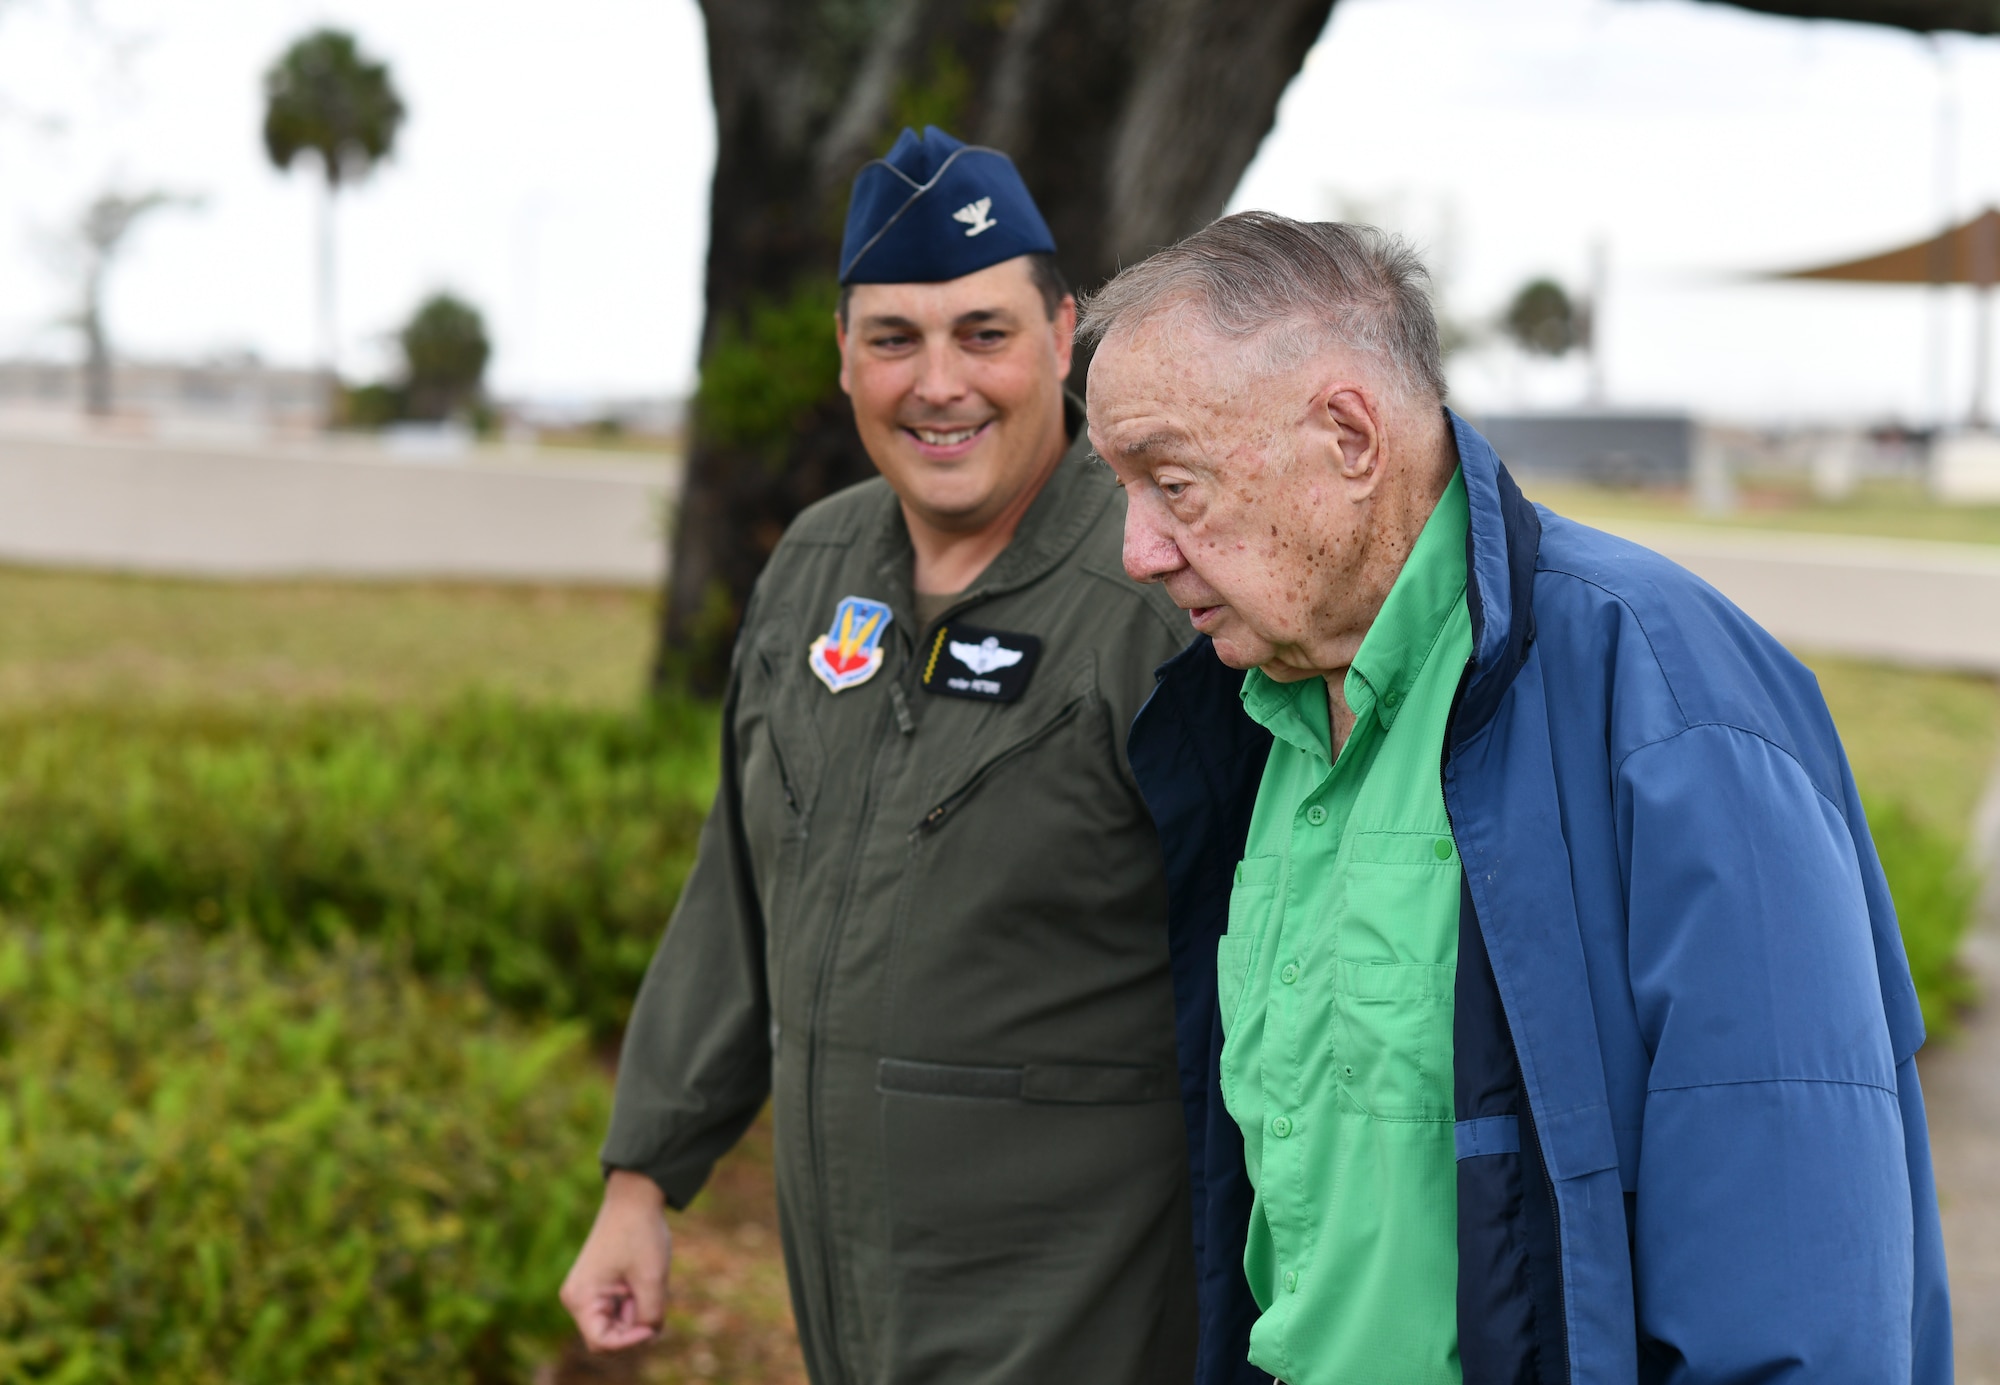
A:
[[656, 0, 1337, 693], [81, 264, 112, 419], [1705, 0, 2000, 30]]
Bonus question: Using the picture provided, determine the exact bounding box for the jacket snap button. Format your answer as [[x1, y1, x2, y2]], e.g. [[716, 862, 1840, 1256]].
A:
[[1280, 963, 1299, 985], [1305, 805, 1328, 826], [1271, 1115, 1292, 1138], [1434, 838, 1454, 860]]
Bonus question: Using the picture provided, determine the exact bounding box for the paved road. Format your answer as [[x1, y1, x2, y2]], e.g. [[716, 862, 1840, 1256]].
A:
[[1593, 521, 2000, 675], [0, 431, 673, 586]]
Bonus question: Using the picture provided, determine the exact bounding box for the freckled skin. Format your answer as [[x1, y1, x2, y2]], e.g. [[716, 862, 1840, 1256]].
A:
[[1086, 308, 1455, 749]]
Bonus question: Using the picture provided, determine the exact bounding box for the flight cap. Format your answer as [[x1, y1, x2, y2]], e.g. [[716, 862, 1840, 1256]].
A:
[[839, 126, 1057, 286]]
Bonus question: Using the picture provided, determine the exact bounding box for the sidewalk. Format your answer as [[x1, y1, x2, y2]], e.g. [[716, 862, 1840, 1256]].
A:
[[1595, 521, 2000, 676], [1918, 761, 2000, 1381]]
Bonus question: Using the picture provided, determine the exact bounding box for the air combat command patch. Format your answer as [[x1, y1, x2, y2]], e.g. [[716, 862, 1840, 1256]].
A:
[[919, 620, 1042, 703], [809, 595, 894, 693]]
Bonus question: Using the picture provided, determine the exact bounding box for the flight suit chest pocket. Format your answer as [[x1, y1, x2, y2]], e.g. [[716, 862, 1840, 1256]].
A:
[[1331, 831, 1459, 1123], [908, 674, 1090, 839], [1218, 855, 1281, 1039]]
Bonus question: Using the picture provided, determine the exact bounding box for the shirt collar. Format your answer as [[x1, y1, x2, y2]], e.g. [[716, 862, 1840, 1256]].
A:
[[1346, 466, 1470, 731]]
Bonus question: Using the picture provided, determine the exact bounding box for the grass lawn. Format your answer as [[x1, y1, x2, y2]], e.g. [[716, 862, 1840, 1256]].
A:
[[1804, 652, 2000, 850], [0, 566, 657, 710], [1524, 476, 2000, 548]]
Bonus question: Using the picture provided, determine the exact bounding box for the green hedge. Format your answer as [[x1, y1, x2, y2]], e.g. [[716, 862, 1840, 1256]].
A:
[[0, 698, 717, 1037], [1867, 797, 1981, 1039], [0, 918, 608, 1384], [0, 695, 1978, 1042]]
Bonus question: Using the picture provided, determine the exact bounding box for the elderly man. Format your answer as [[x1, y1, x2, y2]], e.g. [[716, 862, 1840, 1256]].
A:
[[1085, 211, 1950, 1385], [560, 127, 1197, 1382]]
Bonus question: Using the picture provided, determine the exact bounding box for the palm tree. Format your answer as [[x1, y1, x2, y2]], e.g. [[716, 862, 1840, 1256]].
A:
[[261, 28, 405, 421]]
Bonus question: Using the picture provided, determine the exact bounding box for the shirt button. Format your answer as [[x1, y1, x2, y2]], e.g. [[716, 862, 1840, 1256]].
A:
[[1284, 1270, 1299, 1292], [1271, 1115, 1292, 1138], [1280, 963, 1300, 985], [1384, 689, 1401, 708], [1304, 805, 1328, 826], [1434, 837, 1454, 860]]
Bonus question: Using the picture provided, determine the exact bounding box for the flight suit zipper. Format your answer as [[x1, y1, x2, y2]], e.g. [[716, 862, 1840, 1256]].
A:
[[801, 682, 900, 1383]]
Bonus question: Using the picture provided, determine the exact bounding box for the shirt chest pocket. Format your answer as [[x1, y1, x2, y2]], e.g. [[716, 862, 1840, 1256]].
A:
[[1330, 831, 1460, 1124], [1217, 855, 1281, 1039]]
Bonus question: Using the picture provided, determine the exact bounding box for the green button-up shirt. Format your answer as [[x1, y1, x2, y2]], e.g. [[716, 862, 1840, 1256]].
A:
[[1221, 468, 1474, 1385]]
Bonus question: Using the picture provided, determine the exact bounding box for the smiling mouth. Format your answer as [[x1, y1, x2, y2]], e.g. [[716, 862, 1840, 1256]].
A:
[[905, 422, 990, 447]]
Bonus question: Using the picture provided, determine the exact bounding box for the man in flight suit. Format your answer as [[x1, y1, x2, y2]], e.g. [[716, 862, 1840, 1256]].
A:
[[560, 126, 1198, 1383]]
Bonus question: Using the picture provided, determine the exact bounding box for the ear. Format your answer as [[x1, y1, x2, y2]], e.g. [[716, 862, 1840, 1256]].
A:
[[1051, 294, 1077, 380], [1319, 385, 1385, 495], [835, 311, 853, 396]]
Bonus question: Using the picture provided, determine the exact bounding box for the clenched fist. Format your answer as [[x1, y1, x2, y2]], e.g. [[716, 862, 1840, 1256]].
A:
[[560, 1169, 674, 1351]]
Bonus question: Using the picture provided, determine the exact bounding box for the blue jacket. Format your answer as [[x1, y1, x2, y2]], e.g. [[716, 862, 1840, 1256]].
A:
[[1128, 415, 1952, 1385]]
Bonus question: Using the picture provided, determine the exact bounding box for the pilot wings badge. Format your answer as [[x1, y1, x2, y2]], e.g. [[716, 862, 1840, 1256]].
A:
[[949, 636, 1022, 675], [920, 620, 1042, 703], [808, 595, 894, 693]]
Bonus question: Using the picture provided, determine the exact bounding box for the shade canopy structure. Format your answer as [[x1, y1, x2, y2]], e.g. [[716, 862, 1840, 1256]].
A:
[[1772, 208, 2000, 426]]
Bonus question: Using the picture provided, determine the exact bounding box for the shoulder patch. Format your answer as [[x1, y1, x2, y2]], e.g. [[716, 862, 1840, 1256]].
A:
[[808, 595, 893, 692]]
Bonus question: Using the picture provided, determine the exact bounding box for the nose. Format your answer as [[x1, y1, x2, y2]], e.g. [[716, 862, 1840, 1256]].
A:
[[912, 337, 969, 408], [1122, 487, 1186, 584]]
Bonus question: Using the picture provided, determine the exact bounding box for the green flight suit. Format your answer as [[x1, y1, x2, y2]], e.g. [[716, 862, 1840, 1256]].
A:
[[603, 407, 1199, 1384]]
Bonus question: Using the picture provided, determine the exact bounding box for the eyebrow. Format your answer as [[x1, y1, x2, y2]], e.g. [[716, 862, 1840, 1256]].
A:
[[859, 307, 1018, 333], [1120, 431, 1187, 458]]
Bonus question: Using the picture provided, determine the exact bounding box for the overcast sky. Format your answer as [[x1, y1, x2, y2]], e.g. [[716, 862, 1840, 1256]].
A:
[[1, 0, 1996, 421]]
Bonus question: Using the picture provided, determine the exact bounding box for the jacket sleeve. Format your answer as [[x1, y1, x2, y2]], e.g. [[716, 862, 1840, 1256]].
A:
[[599, 657, 771, 1209], [1617, 722, 1925, 1383]]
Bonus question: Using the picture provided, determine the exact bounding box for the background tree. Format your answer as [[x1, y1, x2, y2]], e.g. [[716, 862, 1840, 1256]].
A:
[[1502, 278, 1586, 360], [59, 190, 194, 417], [261, 28, 405, 420], [1702, 0, 2000, 27], [661, 0, 2000, 692], [400, 293, 492, 422], [660, 0, 1339, 690]]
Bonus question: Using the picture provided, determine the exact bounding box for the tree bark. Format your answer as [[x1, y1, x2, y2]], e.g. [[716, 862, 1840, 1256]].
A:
[[1705, 0, 2000, 30], [657, 0, 1337, 692]]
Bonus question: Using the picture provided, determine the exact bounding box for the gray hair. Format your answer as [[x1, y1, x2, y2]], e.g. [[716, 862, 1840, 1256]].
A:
[[1077, 210, 1448, 404]]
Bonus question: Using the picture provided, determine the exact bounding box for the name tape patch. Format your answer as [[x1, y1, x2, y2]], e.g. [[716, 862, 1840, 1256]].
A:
[[919, 621, 1042, 703]]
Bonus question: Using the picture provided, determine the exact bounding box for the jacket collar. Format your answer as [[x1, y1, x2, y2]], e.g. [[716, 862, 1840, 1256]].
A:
[[1448, 409, 1542, 747]]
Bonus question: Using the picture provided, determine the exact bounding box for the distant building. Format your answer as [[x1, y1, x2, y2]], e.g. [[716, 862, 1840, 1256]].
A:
[[1475, 411, 1694, 486], [0, 355, 322, 439]]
